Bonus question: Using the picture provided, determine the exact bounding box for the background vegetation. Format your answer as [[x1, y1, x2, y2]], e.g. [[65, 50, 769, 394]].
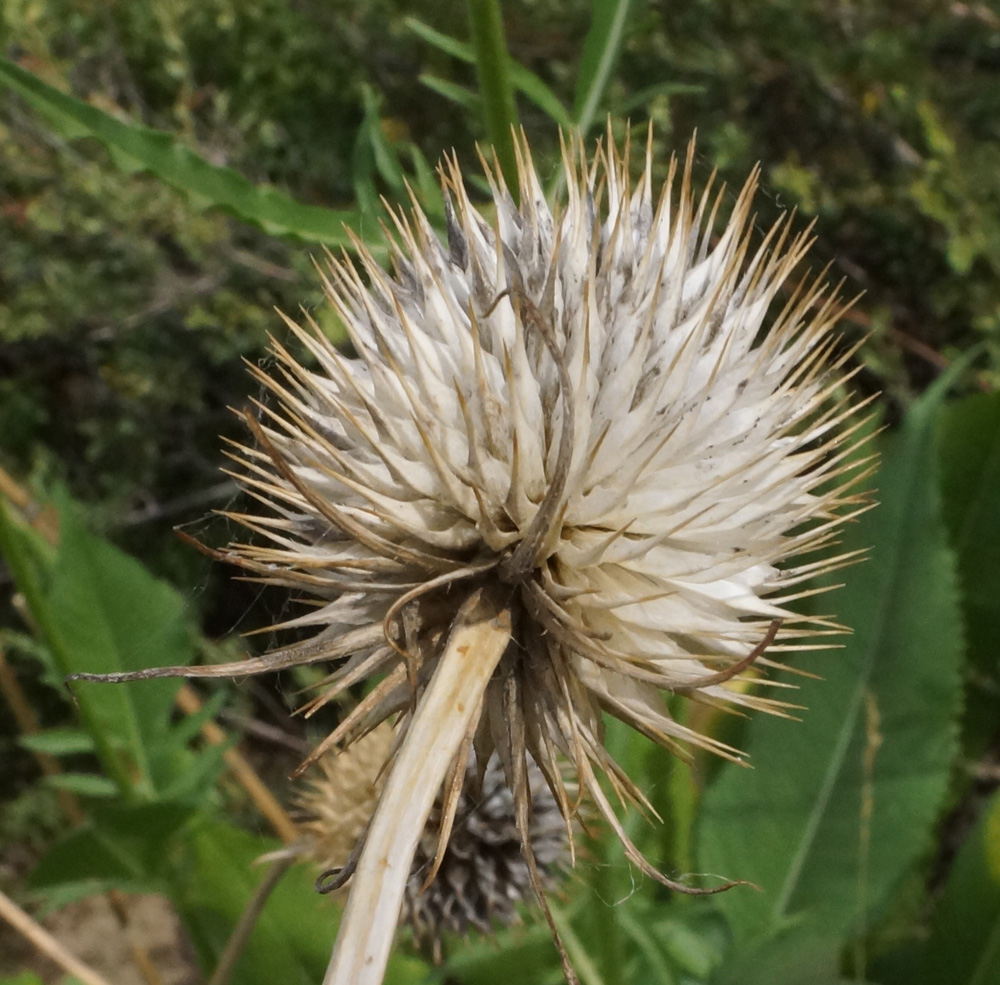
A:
[[1, 1, 999, 984]]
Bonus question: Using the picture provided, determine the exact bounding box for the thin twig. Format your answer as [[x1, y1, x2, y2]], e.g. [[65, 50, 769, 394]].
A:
[[175, 685, 300, 844], [217, 709, 309, 754], [106, 891, 166, 985], [841, 308, 992, 393], [208, 855, 297, 985], [0, 887, 117, 985]]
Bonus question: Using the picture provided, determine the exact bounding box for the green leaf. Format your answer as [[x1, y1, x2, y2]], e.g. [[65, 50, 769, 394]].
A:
[[0, 630, 58, 682], [406, 18, 571, 127], [652, 913, 725, 979], [0, 58, 367, 248], [550, 902, 609, 985], [0, 503, 58, 647], [152, 691, 231, 801], [617, 905, 678, 984], [709, 922, 851, 985], [612, 81, 706, 117], [937, 391, 1000, 754], [507, 63, 572, 130], [47, 503, 194, 798], [169, 822, 334, 985], [360, 86, 408, 198], [573, 0, 637, 133], [42, 773, 118, 797], [1, 496, 230, 804], [877, 787, 1000, 985], [465, 0, 520, 188], [156, 689, 228, 751], [419, 73, 482, 113], [698, 379, 964, 946], [441, 920, 562, 984], [29, 802, 196, 906], [406, 144, 446, 219], [406, 17, 475, 61], [31, 812, 430, 984], [437, 899, 593, 985], [19, 727, 96, 756]]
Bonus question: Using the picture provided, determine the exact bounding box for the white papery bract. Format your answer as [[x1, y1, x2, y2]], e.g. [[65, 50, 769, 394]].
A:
[[225, 129, 869, 898]]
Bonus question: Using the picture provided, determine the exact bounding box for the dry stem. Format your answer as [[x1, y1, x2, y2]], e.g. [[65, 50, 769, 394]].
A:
[[322, 587, 512, 985], [0, 887, 116, 985]]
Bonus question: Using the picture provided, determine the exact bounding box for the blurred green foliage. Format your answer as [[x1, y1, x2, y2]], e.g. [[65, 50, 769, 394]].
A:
[[3, 0, 998, 550], [638, 0, 1000, 394], [2, 1, 999, 983]]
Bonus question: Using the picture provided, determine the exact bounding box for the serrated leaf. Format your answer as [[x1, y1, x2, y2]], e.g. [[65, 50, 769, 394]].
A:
[[47, 503, 194, 798], [2, 496, 233, 804], [937, 391, 1000, 754], [156, 737, 230, 803], [29, 802, 196, 906], [697, 377, 964, 947], [0, 58, 369, 248], [876, 787, 1000, 985], [157, 689, 228, 752]]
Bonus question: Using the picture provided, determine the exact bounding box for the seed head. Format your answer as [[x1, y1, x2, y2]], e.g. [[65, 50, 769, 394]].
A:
[[295, 724, 395, 877], [402, 752, 568, 962], [296, 725, 569, 964], [85, 127, 872, 985]]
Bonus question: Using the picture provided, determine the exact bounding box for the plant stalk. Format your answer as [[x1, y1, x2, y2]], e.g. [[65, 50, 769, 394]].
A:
[[323, 587, 512, 985], [466, 0, 520, 195]]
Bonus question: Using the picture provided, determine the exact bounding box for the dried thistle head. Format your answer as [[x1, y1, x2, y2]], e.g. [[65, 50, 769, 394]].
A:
[[83, 126, 872, 985], [401, 752, 568, 963], [296, 725, 569, 964], [295, 724, 396, 877]]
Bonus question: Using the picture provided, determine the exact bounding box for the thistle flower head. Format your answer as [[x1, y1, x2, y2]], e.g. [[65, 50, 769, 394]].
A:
[[98, 127, 870, 985]]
